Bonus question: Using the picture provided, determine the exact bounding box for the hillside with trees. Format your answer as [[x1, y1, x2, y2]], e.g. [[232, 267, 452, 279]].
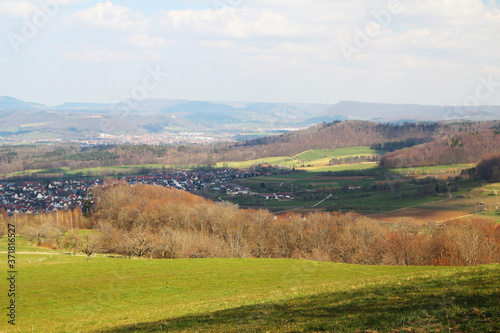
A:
[[380, 129, 500, 169], [2, 120, 500, 176], [476, 154, 500, 183], [16, 182, 500, 266]]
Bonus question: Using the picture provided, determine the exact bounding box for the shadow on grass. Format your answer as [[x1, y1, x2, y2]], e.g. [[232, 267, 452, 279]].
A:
[[100, 268, 500, 333]]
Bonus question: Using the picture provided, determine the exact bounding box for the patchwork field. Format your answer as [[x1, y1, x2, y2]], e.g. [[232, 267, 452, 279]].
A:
[[1, 237, 499, 332], [370, 207, 473, 223], [0, 164, 196, 179], [216, 147, 385, 169], [392, 164, 475, 176]]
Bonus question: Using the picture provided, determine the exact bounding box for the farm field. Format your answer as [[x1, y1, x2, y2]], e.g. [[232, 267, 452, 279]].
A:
[[392, 164, 475, 176], [223, 160, 486, 217], [216, 147, 385, 169], [229, 188, 447, 214], [0, 164, 200, 179], [301, 162, 379, 172], [369, 207, 473, 223], [1, 237, 499, 333], [230, 167, 451, 213]]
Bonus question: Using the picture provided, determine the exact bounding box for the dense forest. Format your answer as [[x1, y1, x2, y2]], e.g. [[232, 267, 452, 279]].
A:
[[476, 154, 500, 183], [380, 129, 500, 169], [11, 183, 500, 266]]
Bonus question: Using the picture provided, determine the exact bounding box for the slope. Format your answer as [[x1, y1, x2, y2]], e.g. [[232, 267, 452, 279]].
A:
[[380, 129, 500, 168], [3, 237, 499, 333]]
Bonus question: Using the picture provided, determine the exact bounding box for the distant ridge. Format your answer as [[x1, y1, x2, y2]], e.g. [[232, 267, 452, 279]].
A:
[[0, 96, 46, 110], [53, 102, 111, 111], [1, 96, 499, 142]]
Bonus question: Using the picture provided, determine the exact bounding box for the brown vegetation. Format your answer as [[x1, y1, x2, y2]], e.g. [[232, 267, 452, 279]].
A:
[[380, 129, 500, 169], [370, 208, 472, 223], [2, 121, 499, 176], [12, 183, 500, 266], [476, 154, 500, 182]]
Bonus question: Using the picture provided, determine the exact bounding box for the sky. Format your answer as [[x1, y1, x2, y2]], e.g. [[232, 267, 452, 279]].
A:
[[0, 0, 499, 107]]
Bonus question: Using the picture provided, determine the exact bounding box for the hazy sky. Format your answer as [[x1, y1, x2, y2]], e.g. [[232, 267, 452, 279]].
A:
[[1, 0, 499, 106]]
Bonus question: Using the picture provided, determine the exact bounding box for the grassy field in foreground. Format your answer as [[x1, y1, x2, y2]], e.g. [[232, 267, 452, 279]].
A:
[[1, 237, 499, 333]]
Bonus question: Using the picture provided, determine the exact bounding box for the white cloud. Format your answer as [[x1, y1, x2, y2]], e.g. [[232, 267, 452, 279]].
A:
[[61, 43, 164, 62], [73, 1, 149, 32], [62, 46, 133, 62], [0, 0, 39, 18], [162, 7, 300, 39], [0, 0, 86, 18], [4, 0, 500, 106], [126, 34, 172, 49]]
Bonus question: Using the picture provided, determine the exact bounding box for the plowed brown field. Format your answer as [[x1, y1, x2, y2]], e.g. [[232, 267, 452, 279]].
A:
[[370, 207, 472, 223]]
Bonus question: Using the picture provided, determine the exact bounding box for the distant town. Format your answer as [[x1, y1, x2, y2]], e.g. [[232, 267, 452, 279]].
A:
[[21, 132, 241, 146], [0, 169, 263, 215]]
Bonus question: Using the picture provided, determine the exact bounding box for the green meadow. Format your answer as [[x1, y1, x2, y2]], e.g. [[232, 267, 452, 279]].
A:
[[1, 237, 499, 332], [392, 164, 475, 176], [1, 164, 199, 179], [217, 147, 385, 169]]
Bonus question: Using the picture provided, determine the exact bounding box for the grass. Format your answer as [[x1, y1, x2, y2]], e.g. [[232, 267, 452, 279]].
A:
[[216, 147, 385, 169], [0, 126, 19, 133], [2, 237, 499, 332], [8, 167, 71, 176], [295, 147, 385, 161], [392, 164, 474, 176], [230, 166, 449, 212], [229, 187, 444, 213], [301, 162, 380, 172], [217, 156, 289, 169], [19, 122, 53, 128], [20, 132, 62, 140], [0, 164, 204, 179], [63, 164, 167, 176], [106, 267, 500, 333]]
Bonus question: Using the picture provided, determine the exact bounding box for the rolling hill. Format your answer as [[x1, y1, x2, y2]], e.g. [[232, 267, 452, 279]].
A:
[[1, 96, 500, 141], [4, 237, 499, 333], [380, 129, 500, 168]]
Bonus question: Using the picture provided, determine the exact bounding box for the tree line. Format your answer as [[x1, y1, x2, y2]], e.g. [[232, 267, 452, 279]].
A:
[[2, 120, 500, 177], [380, 129, 500, 169], [370, 138, 429, 152], [476, 154, 500, 183], [8, 183, 499, 266]]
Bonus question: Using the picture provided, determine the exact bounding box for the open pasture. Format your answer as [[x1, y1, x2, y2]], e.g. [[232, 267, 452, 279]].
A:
[[1, 237, 498, 332], [392, 164, 474, 176], [217, 147, 384, 169]]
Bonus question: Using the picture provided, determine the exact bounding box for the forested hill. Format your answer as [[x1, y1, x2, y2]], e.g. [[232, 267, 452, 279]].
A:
[[380, 129, 500, 169], [2, 120, 500, 174], [225, 120, 500, 162]]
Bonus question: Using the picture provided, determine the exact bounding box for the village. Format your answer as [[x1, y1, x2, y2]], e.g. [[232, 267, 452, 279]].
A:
[[0, 169, 267, 215]]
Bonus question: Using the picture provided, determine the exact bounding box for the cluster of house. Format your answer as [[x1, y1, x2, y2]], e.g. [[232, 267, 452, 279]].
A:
[[0, 180, 96, 215], [218, 184, 294, 201], [259, 193, 293, 200], [0, 169, 262, 215], [125, 169, 261, 191]]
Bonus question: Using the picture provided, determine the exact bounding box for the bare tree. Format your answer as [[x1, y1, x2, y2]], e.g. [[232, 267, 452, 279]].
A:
[[155, 228, 178, 259], [131, 226, 153, 260], [78, 232, 104, 262], [61, 230, 82, 255], [387, 220, 423, 266]]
